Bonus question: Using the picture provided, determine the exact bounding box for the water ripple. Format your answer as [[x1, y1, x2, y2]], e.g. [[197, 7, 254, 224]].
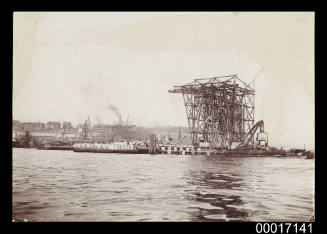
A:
[[13, 148, 314, 221]]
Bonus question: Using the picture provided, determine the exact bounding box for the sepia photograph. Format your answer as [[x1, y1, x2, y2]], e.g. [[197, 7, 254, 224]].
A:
[[12, 12, 314, 222]]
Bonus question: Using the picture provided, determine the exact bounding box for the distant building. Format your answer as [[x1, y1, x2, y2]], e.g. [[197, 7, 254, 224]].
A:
[[12, 120, 25, 140], [76, 123, 83, 129], [21, 121, 45, 131], [46, 121, 61, 129], [92, 124, 113, 139], [12, 120, 21, 130], [63, 121, 73, 129], [151, 126, 191, 144], [92, 124, 112, 131]]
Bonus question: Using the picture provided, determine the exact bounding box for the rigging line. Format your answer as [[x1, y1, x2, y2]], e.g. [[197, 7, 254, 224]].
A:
[[248, 67, 264, 88]]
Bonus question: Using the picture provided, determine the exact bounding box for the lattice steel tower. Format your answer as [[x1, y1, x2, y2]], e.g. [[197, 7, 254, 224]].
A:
[[169, 74, 255, 148]]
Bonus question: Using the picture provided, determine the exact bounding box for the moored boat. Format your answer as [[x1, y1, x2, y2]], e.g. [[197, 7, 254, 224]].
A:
[[72, 141, 149, 154]]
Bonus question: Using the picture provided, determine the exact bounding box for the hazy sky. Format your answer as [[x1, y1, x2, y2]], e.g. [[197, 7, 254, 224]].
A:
[[13, 12, 314, 149]]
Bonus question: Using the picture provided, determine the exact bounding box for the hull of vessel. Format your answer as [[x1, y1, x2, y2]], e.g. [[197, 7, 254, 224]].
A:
[[37, 146, 72, 150], [211, 150, 286, 157], [72, 148, 149, 154]]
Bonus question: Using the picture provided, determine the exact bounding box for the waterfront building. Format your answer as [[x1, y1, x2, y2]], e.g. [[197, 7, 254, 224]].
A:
[[46, 121, 61, 129], [12, 120, 22, 130], [63, 121, 73, 130], [21, 121, 45, 131]]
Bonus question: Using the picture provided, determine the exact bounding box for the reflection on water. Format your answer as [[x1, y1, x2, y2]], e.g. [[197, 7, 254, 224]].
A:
[[186, 171, 247, 221], [13, 148, 314, 222]]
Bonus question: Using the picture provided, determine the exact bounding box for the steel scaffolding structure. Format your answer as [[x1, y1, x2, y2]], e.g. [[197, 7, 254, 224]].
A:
[[169, 74, 255, 148]]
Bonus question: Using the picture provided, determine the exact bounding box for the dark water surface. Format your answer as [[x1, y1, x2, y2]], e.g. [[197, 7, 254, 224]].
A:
[[13, 148, 314, 222]]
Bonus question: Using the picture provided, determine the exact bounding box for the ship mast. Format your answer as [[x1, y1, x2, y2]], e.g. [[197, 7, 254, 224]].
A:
[[82, 116, 92, 141]]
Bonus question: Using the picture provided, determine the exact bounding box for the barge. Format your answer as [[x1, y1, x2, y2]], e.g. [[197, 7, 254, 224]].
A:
[[37, 141, 73, 150], [152, 144, 287, 157], [215, 149, 286, 157], [73, 148, 148, 154], [37, 145, 72, 150], [71, 141, 149, 154]]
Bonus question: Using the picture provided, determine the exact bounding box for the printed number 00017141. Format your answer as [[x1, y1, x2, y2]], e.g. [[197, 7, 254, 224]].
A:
[[256, 223, 312, 233]]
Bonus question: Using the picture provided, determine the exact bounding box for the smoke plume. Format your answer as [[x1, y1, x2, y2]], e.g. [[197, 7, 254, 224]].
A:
[[107, 104, 122, 122]]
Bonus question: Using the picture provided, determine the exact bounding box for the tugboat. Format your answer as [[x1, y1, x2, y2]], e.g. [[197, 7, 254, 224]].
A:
[[286, 147, 314, 159]]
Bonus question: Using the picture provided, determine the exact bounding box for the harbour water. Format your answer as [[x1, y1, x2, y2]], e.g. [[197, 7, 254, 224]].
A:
[[12, 148, 314, 222]]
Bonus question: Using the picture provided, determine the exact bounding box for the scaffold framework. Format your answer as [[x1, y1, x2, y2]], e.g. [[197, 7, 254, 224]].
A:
[[169, 74, 255, 148]]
